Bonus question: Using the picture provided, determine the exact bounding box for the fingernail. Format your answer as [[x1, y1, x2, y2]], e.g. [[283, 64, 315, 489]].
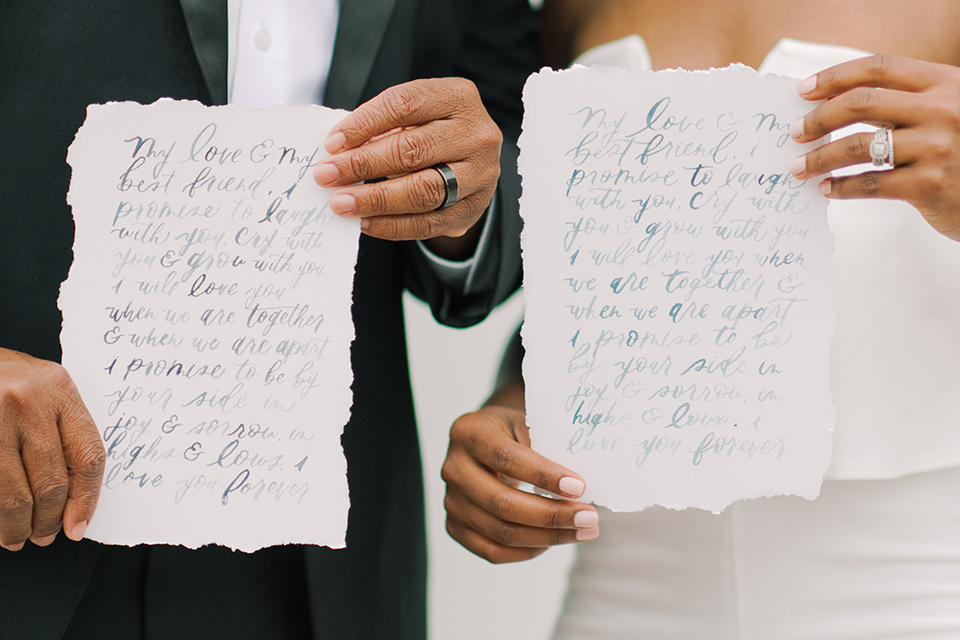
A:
[[2, 541, 25, 552], [576, 527, 599, 542], [324, 131, 346, 154], [314, 162, 339, 186], [789, 118, 804, 140], [33, 534, 57, 547], [66, 520, 87, 542], [359, 218, 370, 232], [558, 476, 585, 498], [818, 179, 832, 196], [789, 155, 806, 177], [573, 510, 599, 529], [329, 193, 356, 215], [797, 75, 817, 96]]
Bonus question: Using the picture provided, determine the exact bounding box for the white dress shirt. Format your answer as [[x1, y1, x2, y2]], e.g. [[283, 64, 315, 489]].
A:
[[228, 0, 339, 108]]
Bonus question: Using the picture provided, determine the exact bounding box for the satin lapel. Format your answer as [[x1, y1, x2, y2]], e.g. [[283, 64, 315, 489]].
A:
[[323, 0, 399, 109], [179, 0, 228, 105]]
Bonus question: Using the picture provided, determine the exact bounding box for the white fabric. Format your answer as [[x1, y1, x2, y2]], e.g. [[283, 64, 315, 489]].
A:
[[552, 37, 960, 640], [554, 466, 960, 640], [573, 36, 960, 481], [228, 0, 339, 108]]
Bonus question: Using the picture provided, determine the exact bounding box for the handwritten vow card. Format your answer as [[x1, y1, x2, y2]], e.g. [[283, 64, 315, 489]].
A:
[[61, 100, 359, 550], [520, 66, 835, 512]]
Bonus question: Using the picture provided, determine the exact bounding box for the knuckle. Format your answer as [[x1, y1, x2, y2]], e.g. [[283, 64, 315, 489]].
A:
[[32, 475, 69, 507], [488, 489, 517, 520], [0, 378, 39, 416], [927, 131, 954, 161], [948, 101, 960, 131], [382, 85, 421, 122], [413, 212, 450, 239], [365, 184, 391, 215], [805, 148, 825, 174], [932, 93, 960, 131], [396, 135, 434, 170], [831, 177, 847, 198], [490, 444, 514, 473], [492, 521, 522, 547], [442, 493, 456, 515], [544, 506, 565, 529], [847, 133, 870, 161], [478, 544, 505, 564], [482, 123, 503, 155], [549, 529, 569, 547], [371, 215, 407, 241], [0, 493, 33, 523], [43, 361, 72, 385], [817, 65, 838, 88], [464, 419, 486, 449], [346, 151, 375, 180], [861, 172, 883, 196], [864, 54, 895, 81], [412, 172, 446, 211], [73, 440, 107, 480], [348, 107, 377, 135], [848, 87, 876, 114], [804, 109, 825, 136], [533, 466, 554, 494], [448, 77, 479, 108], [440, 461, 456, 486], [444, 517, 460, 541], [917, 165, 947, 196], [449, 415, 473, 444]]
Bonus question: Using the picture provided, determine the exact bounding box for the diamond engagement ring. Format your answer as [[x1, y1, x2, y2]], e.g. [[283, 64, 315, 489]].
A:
[[870, 126, 894, 168]]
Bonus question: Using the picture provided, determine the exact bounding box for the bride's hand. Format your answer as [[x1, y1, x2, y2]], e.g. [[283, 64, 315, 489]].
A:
[[788, 54, 960, 242], [441, 406, 599, 564]]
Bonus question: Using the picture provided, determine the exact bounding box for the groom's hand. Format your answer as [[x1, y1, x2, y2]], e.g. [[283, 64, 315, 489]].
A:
[[313, 77, 502, 258], [0, 348, 104, 551]]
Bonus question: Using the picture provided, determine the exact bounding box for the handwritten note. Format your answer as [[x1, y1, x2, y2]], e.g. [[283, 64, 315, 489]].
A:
[[61, 100, 359, 550], [519, 66, 835, 512]]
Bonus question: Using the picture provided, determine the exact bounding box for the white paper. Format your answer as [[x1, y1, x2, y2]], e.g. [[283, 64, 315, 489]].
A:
[[61, 99, 359, 551], [519, 66, 835, 512]]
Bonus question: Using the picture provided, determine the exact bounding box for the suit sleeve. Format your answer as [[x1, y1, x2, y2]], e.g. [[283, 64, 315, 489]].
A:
[[401, 0, 538, 328]]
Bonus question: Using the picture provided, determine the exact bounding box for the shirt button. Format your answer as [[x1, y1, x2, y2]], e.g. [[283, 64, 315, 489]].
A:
[[254, 26, 272, 52]]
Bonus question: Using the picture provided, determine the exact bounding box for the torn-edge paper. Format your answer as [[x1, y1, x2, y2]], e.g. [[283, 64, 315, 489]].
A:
[[519, 65, 835, 513], [61, 99, 359, 551]]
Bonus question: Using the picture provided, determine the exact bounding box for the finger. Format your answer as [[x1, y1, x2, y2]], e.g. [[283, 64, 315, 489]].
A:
[[324, 78, 480, 153], [328, 163, 466, 218], [445, 486, 597, 550], [817, 164, 931, 202], [54, 374, 104, 542], [791, 128, 924, 178], [798, 55, 942, 100], [20, 415, 69, 543], [315, 119, 475, 187], [358, 198, 488, 242], [328, 177, 487, 242], [442, 449, 596, 530], [452, 411, 587, 499], [0, 446, 32, 552], [791, 88, 927, 143], [445, 517, 547, 564]]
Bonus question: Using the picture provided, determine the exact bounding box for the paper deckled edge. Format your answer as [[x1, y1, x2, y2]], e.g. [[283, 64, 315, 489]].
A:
[[61, 99, 358, 551], [517, 65, 837, 514]]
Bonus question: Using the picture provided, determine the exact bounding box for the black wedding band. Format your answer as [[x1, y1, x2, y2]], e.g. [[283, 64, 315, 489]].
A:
[[431, 163, 459, 210]]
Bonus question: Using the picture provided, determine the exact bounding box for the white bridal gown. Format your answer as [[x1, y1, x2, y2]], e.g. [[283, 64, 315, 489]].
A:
[[552, 36, 960, 640]]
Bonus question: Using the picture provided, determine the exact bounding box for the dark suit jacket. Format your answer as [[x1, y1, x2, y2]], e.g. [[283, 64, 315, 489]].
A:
[[0, 1, 536, 638]]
